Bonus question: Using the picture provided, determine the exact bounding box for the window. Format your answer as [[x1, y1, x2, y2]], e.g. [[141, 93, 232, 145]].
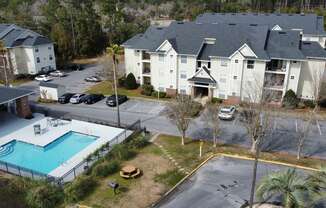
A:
[[292, 61, 297, 63], [247, 60, 255, 69], [208, 62, 211, 69], [48, 46, 51, 50], [233, 76, 237, 80], [180, 89, 186, 94], [221, 59, 228, 67], [36, 57, 40, 63], [134, 50, 140, 56], [180, 71, 187, 79], [35, 48, 39, 52], [235, 59, 238, 63], [181, 56, 187, 63], [159, 54, 164, 62], [49, 55, 53, 60], [290, 75, 295, 79], [197, 61, 201, 67], [232, 92, 236, 96]]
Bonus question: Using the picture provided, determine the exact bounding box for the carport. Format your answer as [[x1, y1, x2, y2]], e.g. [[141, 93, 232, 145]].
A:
[[0, 86, 33, 118]]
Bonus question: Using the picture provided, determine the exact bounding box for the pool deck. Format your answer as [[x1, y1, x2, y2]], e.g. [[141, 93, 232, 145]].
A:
[[0, 112, 132, 178]]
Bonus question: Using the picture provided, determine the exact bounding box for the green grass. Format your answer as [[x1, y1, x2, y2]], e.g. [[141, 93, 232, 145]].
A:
[[154, 169, 186, 188]]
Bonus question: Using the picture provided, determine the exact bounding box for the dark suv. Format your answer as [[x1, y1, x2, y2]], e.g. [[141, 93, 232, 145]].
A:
[[83, 94, 105, 104], [58, 93, 75, 104], [106, 95, 128, 107]]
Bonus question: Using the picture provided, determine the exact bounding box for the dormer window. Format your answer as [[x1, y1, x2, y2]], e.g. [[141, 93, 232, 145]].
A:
[[208, 62, 211, 69], [197, 61, 201, 68], [35, 48, 39, 52]]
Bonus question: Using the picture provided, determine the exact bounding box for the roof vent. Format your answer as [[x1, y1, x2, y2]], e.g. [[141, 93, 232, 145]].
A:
[[228, 23, 236, 26], [278, 31, 286, 34], [250, 24, 258, 26]]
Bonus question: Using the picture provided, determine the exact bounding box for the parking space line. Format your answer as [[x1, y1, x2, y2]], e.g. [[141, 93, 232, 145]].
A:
[[273, 120, 277, 130], [232, 118, 237, 126], [316, 120, 322, 135], [295, 120, 298, 132]]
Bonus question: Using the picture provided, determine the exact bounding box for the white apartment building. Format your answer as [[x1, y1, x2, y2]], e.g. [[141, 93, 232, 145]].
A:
[[122, 13, 326, 104], [0, 24, 56, 75]]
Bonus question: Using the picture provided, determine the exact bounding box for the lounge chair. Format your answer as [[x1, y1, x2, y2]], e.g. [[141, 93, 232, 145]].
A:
[[33, 124, 41, 135]]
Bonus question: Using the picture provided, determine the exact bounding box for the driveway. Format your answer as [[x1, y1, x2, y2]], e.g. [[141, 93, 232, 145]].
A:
[[155, 157, 325, 208]]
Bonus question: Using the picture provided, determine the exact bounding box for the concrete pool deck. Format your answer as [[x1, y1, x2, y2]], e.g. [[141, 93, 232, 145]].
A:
[[0, 112, 132, 178]]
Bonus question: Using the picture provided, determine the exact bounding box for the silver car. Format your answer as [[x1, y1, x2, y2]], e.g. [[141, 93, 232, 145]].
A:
[[69, 93, 86, 104], [218, 106, 236, 120]]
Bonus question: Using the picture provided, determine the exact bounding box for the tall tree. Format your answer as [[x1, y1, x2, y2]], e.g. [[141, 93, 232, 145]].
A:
[[203, 103, 220, 147]]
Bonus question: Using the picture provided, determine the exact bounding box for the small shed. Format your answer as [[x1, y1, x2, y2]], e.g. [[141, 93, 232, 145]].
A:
[[39, 82, 65, 101]]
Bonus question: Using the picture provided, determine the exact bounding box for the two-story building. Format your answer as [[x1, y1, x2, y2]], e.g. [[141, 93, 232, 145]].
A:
[[122, 14, 326, 104], [0, 24, 56, 75]]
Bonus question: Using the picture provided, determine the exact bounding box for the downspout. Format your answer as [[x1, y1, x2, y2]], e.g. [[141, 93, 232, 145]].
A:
[[239, 59, 245, 101]]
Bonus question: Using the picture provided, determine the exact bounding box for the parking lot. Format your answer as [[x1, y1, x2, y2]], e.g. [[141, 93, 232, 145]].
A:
[[155, 157, 325, 208]]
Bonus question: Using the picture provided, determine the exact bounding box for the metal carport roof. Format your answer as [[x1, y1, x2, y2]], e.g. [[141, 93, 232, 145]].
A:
[[0, 86, 33, 105]]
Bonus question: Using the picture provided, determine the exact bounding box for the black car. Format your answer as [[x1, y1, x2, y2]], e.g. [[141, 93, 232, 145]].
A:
[[58, 93, 75, 104], [106, 95, 128, 107], [83, 94, 105, 104]]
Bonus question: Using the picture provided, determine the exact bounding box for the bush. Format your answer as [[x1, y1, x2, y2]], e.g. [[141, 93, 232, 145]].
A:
[[107, 144, 136, 161], [141, 84, 154, 96], [26, 184, 64, 208], [303, 100, 315, 108], [211, 97, 223, 104], [282, 90, 299, 109], [92, 160, 120, 177], [190, 101, 203, 117], [318, 98, 326, 108], [124, 73, 138, 89], [151, 91, 167, 98], [64, 175, 97, 203], [118, 75, 126, 87], [129, 135, 150, 149]]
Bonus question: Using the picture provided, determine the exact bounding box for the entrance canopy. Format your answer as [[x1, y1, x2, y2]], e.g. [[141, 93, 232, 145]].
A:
[[0, 86, 33, 105]]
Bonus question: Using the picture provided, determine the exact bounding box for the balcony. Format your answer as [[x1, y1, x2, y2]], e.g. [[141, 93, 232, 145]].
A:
[[266, 60, 286, 73], [264, 73, 285, 90], [142, 62, 151, 76], [142, 51, 150, 61]]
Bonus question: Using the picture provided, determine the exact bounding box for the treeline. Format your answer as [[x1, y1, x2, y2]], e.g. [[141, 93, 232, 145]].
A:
[[0, 0, 325, 65]]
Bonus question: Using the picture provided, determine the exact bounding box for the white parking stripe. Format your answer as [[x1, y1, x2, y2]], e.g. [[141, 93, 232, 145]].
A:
[[295, 120, 298, 132], [316, 120, 322, 135], [273, 120, 277, 130]]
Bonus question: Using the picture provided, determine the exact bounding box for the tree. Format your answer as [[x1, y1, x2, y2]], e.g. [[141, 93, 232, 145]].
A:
[[282, 89, 299, 109], [256, 169, 310, 208], [26, 183, 64, 208], [124, 73, 138, 89], [203, 103, 220, 147], [106, 44, 123, 127], [296, 112, 313, 160], [167, 95, 198, 145], [0, 40, 9, 86], [306, 167, 326, 205]]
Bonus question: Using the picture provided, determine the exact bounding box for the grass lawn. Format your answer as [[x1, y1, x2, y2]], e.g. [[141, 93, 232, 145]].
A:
[[155, 134, 326, 170], [86, 81, 170, 100], [78, 144, 173, 208]]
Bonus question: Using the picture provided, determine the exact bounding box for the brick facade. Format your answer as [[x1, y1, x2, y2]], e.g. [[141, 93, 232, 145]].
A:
[[16, 96, 32, 118]]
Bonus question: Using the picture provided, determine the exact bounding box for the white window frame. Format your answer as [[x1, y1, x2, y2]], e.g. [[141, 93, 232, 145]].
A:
[[181, 55, 187, 64], [159, 54, 164, 62], [247, 60, 255, 69], [180, 71, 187, 79], [221, 59, 228, 67]]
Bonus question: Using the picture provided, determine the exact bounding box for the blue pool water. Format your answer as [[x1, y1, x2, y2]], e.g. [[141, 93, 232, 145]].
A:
[[0, 132, 97, 174]]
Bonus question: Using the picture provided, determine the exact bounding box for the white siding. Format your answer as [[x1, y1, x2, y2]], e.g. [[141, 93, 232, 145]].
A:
[[124, 48, 141, 81], [286, 61, 302, 93]]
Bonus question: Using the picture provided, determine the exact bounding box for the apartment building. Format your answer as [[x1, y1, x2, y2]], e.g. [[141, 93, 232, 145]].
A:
[[0, 24, 56, 75], [122, 13, 326, 103]]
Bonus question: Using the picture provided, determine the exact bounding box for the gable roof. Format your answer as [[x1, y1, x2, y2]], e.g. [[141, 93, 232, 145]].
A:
[[0, 86, 33, 105], [0, 24, 52, 48], [188, 66, 216, 84], [196, 13, 326, 36]]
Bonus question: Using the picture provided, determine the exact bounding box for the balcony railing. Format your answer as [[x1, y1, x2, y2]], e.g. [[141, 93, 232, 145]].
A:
[[142, 52, 150, 60], [266, 67, 286, 73], [143, 68, 151, 74]]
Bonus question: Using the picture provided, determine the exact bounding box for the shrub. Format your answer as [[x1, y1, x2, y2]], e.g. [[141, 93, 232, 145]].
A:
[[151, 91, 166, 98], [318, 97, 326, 108], [282, 90, 299, 109], [107, 144, 136, 161], [64, 175, 97, 203], [26, 184, 64, 208], [124, 73, 138, 89], [211, 97, 223, 104], [303, 100, 315, 108], [190, 101, 203, 117], [129, 135, 150, 149], [92, 160, 120, 177], [141, 84, 154, 96], [118, 75, 126, 87]]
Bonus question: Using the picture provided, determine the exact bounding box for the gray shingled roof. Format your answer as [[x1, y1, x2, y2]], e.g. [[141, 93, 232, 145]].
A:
[[0, 24, 52, 48], [39, 82, 61, 88], [123, 19, 326, 61], [0, 86, 33, 105], [301, 41, 326, 59], [196, 13, 326, 35]]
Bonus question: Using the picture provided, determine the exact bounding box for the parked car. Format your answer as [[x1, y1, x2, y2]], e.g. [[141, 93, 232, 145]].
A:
[[69, 93, 87, 104], [49, 70, 66, 77], [85, 76, 101, 82], [106, 95, 128, 107], [58, 93, 75, 104], [83, 94, 105, 104], [218, 106, 236, 120], [35, 74, 53, 82]]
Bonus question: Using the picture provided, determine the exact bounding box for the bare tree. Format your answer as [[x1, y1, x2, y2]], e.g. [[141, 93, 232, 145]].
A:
[[0, 41, 9, 86], [203, 103, 220, 147], [167, 95, 196, 145], [296, 112, 313, 160]]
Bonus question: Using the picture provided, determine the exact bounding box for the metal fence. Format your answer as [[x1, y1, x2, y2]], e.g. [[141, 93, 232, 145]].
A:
[[0, 106, 142, 184]]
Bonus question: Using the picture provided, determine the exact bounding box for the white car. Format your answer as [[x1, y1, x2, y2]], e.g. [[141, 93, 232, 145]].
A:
[[69, 93, 86, 104], [34, 74, 53, 82], [49, 70, 66, 77], [218, 106, 236, 120]]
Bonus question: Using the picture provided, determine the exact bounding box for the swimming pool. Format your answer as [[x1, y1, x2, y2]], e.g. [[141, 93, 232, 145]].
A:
[[0, 131, 97, 174]]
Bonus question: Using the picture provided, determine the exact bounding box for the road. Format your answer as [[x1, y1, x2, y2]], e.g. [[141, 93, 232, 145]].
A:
[[17, 64, 326, 159]]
